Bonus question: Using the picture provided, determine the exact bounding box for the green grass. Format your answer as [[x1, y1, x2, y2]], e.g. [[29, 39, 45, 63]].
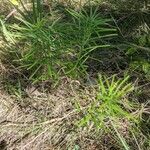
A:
[[77, 75, 139, 126], [1, 3, 117, 83], [76, 75, 144, 149]]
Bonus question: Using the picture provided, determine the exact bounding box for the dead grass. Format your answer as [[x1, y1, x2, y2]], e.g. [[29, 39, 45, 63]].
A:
[[0, 0, 12, 15], [0, 76, 128, 150], [0, 80, 105, 150]]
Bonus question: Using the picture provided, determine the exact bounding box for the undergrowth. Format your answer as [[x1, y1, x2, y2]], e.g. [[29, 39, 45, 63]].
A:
[[0, 0, 150, 150], [1, 2, 117, 83]]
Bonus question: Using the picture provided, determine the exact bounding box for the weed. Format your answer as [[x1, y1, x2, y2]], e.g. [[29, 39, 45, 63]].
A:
[[77, 75, 141, 149], [53, 7, 117, 78], [1, 6, 116, 82], [78, 75, 136, 127]]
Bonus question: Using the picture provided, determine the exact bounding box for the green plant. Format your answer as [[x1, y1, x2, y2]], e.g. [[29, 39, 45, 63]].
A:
[[9, 0, 44, 23], [1, 6, 117, 82], [78, 75, 137, 127], [54, 7, 117, 77], [10, 17, 63, 81], [77, 75, 140, 149]]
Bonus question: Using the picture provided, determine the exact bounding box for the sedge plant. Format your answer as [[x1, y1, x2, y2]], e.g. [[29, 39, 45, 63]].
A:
[[77, 75, 140, 150], [1, 4, 117, 82], [53, 7, 117, 78]]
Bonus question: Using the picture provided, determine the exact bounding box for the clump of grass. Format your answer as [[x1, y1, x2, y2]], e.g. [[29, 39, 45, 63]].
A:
[[1, 3, 117, 83], [77, 75, 142, 149], [54, 7, 117, 77], [78, 75, 137, 126]]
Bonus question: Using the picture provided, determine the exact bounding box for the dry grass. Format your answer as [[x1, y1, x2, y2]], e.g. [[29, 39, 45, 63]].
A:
[[1, 75, 143, 150], [0, 80, 106, 150], [0, 76, 127, 150]]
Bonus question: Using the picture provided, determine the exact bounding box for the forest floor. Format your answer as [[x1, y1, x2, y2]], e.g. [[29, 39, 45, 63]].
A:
[[0, 0, 150, 150]]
